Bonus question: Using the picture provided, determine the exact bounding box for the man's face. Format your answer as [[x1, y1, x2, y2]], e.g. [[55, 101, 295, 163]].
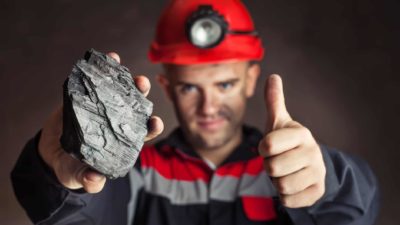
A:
[[159, 61, 260, 150]]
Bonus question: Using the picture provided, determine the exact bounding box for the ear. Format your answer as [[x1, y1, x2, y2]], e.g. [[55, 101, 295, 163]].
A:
[[245, 63, 261, 97], [156, 74, 172, 101]]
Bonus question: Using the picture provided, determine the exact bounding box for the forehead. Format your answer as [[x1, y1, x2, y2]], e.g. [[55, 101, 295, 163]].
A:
[[164, 61, 248, 83]]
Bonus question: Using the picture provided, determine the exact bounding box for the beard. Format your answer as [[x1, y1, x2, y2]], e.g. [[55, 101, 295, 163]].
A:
[[175, 104, 244, 151]]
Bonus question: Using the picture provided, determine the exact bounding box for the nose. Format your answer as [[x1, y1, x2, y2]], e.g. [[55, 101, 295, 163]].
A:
[[198, 89, 219, 116]]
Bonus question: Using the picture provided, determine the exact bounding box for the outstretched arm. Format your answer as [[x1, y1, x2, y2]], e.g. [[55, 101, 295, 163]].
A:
[[11, 52, 163, 224]]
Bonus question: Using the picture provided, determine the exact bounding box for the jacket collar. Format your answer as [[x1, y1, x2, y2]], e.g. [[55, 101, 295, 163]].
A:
[[155, 125, 263, 165]]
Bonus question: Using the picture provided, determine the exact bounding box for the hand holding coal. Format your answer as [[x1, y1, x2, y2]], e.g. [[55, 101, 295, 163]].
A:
[[61, 49, 153, 179]]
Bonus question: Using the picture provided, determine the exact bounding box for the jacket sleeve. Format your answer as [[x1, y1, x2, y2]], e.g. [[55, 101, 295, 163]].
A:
[[285, 145, 380, 225], [10, 132, 135, 225]]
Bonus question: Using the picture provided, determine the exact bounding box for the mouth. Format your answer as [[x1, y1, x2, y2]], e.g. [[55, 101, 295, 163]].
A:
[[197, 118, 226, 131]]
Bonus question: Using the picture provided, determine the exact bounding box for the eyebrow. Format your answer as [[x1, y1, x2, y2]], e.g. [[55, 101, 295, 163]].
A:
[[176, 78, 240, 86], [176, 81, 195, 86], [216, 78, 240, 85]]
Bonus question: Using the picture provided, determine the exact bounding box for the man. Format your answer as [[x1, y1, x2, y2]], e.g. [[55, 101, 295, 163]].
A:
[[11, 0, 379, 224]]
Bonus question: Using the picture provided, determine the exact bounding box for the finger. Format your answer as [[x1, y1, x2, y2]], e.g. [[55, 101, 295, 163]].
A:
[[280, 183, 325, 208], [258, 123, 305, 157], [145, 116, 164, 142], [107, 52, 120, 63], [263, 147, 310, 177], [53, 155, 86, 190], [265, 74, 292, 131], [43, 105, 63, 136], [134, 75, 151, 97], [272, 166, 317, 195], [39, 105, 63, 157], [81, 168, 106, 193]]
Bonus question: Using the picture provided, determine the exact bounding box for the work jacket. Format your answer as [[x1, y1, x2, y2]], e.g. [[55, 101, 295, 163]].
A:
[[11, 126, 379, 225]]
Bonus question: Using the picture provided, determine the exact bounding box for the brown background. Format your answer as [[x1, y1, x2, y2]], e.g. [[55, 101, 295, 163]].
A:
[[1, 0, 399, 224]]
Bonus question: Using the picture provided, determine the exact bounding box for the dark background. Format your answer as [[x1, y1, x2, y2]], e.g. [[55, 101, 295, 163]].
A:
[[1, 0, 399, 224]]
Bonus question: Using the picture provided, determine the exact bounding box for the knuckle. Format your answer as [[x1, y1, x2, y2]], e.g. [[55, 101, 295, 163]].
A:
[[265, 158, 280, 176], [276, 178, 291, 195], [280, 195, 289, 207], [280, 195, 294, 208], [263, 135, 274, 156], [300, 127, 312, 139], [258, 141, 266, 156]]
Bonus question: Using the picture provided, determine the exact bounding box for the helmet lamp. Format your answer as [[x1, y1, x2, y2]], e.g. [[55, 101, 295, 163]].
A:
[[186, 5, 258, 49]]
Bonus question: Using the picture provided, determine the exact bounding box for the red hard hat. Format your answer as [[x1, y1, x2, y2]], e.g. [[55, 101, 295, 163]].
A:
[[148, 0, 264, 65]]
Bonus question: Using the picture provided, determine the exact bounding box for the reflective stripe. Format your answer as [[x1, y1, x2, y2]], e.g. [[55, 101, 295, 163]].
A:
[[239, 171, 278, 197], [142, 168, 209, 205], [141, 167, 277, 205], [210, 171, 277, 202], [140, 146, 211, 182], [127, 169, 144, 225]]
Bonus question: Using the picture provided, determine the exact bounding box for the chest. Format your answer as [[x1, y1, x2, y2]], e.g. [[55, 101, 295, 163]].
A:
[[138, 156, 280, 225]]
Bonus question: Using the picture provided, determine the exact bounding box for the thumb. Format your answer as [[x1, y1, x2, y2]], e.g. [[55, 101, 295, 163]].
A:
[[265, 74, 292, 131]]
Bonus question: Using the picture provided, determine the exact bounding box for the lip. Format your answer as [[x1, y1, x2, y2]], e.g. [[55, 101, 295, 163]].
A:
[[197, 118, 225, 131]]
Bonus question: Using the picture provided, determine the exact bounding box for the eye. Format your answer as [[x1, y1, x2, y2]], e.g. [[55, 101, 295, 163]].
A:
[[218, 82, 234, 90], [180, 84, 197, 94]]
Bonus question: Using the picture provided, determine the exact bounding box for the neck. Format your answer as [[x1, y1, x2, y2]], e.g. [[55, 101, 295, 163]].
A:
[[195, 130, 243, 167]]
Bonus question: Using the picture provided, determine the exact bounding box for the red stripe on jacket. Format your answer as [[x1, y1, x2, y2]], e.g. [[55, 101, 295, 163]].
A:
[[140, 145, 212, 182], [140, 145, 266, 182]]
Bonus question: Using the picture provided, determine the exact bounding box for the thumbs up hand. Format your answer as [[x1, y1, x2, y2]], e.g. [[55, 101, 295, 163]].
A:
[[258, 74, 326, 208]]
